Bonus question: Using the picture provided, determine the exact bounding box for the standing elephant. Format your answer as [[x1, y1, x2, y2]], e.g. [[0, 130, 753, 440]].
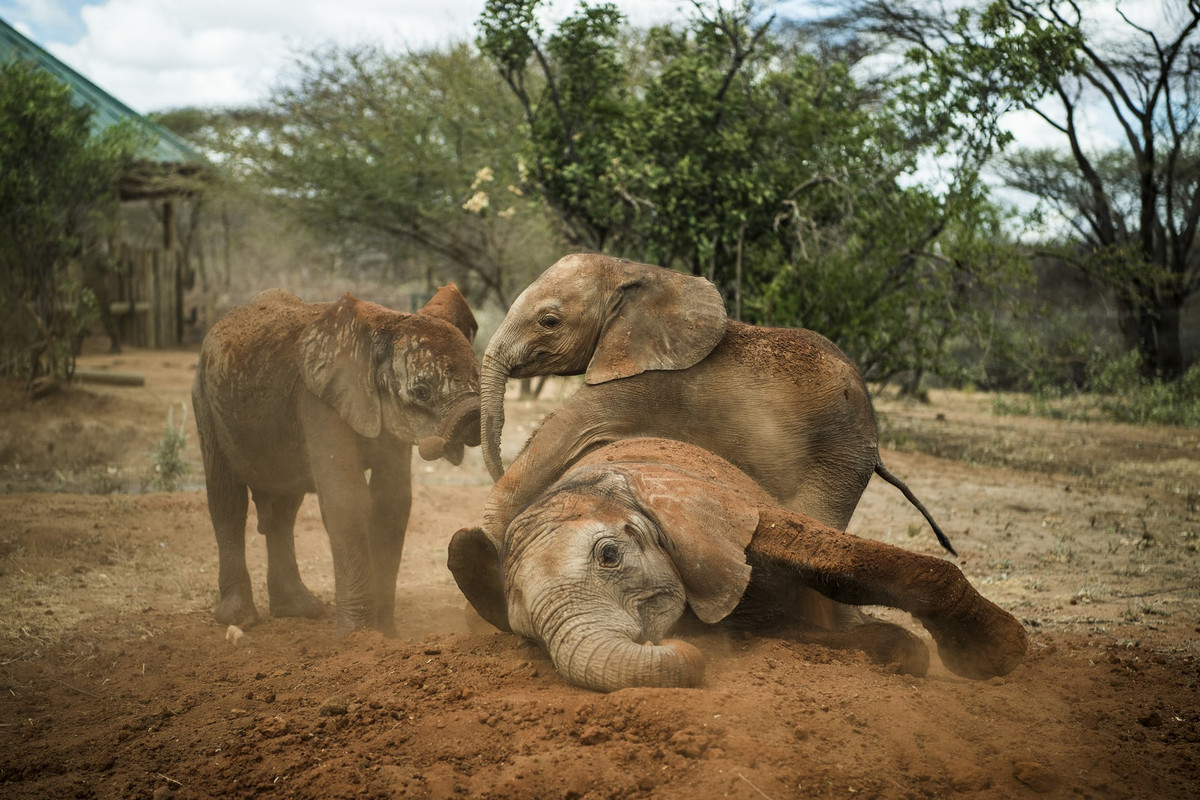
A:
[[449, 438, 1027, 693], [479, 252, 952, 554], [193, 286, 481, 636]]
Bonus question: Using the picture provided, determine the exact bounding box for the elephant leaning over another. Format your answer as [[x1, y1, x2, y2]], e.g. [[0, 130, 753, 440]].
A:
[[479, 252, 954, 558], [449, 438, 1028, 693], [194, 286, 481, 636]]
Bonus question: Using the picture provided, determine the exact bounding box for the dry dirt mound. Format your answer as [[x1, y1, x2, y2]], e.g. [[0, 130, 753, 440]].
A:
[[1, 341, 1198, 799]]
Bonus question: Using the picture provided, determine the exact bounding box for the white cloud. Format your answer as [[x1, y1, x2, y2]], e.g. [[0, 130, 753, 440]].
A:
[[36, 0, 492, 110], [7, 0, 688, 112]]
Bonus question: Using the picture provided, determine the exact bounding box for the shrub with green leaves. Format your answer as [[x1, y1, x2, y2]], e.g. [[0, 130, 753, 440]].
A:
[[1089, 354, 1200, 428], [992, 351, 1200, 428], [0, 58, 141, 381], [151, 404, 189, 491]]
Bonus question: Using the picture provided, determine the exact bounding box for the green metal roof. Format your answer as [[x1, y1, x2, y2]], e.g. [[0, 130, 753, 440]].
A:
[[0, 16, 205, 165]]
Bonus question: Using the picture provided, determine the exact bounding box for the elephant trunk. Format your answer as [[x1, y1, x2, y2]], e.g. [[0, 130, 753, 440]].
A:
[[480, 349, 512, 482], [417, 394, 482, 466], [545, 619, 705, 692]]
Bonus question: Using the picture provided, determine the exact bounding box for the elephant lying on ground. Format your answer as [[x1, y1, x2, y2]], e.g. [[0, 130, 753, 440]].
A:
[[194, 286, 481, 636], [479, 253, 953, 557], [449, 438, 1027, 693]]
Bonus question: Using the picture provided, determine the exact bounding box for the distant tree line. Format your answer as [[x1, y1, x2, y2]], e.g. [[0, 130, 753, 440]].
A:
[[5, 0, 1199, 408]]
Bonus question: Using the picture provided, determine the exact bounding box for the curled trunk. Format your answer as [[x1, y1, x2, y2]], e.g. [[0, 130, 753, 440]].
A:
[[547, 623, 705, 692], [417, 394, 482, 465]]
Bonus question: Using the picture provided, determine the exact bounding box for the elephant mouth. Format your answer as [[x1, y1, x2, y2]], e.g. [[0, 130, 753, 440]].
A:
[[506, 359, 541, 381], [417, 396, 481, 465]]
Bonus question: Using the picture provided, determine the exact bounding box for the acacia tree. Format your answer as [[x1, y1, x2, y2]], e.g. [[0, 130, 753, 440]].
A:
[[478, 0, 1027, 384], [0, 59, 140, 382], [852, 0, 1200, 380], [217, 43, 558, 309]]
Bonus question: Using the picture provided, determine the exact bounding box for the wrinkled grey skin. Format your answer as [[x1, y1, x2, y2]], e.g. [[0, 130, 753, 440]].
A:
[[479, 253, 951, 558], [193, 286, 481, 636], [449, 439, 1028, 693]]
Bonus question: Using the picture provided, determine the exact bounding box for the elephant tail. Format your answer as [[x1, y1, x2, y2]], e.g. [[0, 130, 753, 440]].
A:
[[874, 460, 957, 557]]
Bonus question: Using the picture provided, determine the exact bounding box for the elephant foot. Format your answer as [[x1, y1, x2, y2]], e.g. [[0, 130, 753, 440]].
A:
[[332, 597, 375, 639], [919, 598, 1028, 680], [215, 590, 259, 627], [794, 622, 930, 678], [373, 610, 397, 637], [269, 586, 327, 620], [335, 615, 372, 640]]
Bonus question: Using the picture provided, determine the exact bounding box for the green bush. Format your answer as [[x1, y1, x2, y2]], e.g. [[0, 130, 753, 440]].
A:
[[151, 404, 189, 491], [1089, 354, 1200, 427], [992, 352, 1200, 428], [0, 59, 141, 381]]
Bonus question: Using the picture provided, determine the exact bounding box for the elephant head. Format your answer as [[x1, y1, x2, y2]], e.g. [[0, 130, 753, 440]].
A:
[[450, 441, 770, 692], [300, 285, 481, 463], [480, 253, 727, 480], [450, 438, 1028, 693]]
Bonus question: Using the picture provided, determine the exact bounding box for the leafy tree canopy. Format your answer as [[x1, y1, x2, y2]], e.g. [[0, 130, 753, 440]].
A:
[[207, 42, 560, 308], [477, 0, 1028, 384]]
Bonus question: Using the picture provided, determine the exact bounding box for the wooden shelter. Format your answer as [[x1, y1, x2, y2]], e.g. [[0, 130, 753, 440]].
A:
[[1, 17, 210, 348]]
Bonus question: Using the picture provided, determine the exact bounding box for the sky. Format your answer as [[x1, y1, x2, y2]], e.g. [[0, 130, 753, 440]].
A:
[[0, 0, 692, 112], [0, 0, 1178, 162]]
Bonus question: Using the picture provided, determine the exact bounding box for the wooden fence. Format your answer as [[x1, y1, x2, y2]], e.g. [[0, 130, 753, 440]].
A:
[[109, 245, 180, 348]]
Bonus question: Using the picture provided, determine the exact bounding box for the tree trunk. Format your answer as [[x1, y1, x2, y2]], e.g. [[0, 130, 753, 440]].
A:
[[1117, 293, 1185, 381], [1152, 296, 1185, 380]]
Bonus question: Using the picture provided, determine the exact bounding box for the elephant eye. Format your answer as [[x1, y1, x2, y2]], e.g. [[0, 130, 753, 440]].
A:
[[409, 383, 432, 403], [539, 313, 561, 330], [596, 541, 622, 569]]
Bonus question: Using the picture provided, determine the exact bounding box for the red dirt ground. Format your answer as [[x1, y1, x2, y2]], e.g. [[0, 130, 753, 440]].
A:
[[1, 339, 1198, 799]]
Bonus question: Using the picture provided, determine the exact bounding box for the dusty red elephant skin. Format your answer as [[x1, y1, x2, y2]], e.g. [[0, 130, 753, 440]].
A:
[[192, 286, 481, 635], [458, 438, 1026, 692]]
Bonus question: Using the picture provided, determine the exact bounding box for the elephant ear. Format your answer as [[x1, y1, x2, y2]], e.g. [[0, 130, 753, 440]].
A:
[[419, 283, 478, 344], [603, 450, 760, 623], [585, 263, 727, 384], [447, 527, 511, 632], [300, 293, 383, 438]]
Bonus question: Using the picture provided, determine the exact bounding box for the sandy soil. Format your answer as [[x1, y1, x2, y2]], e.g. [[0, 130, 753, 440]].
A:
[[1, 339, 1198, 799]]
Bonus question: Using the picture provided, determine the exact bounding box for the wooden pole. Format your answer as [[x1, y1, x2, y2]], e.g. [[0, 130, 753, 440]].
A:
[[74, 368, 145, 387], [163, 199, 182, 345]]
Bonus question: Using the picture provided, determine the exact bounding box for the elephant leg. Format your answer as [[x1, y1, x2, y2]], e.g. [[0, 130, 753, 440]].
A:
[[365, 447, 413, 635], [304, 405, 375, 636], [313, 486, 373, 636], [255, 490, 325, 619], [203, 446, 256, 626], [749, 507, 1027, 680], [778, 481, 860, 532], [822, 598, 924, 669], [735, 577, 930, 676]]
